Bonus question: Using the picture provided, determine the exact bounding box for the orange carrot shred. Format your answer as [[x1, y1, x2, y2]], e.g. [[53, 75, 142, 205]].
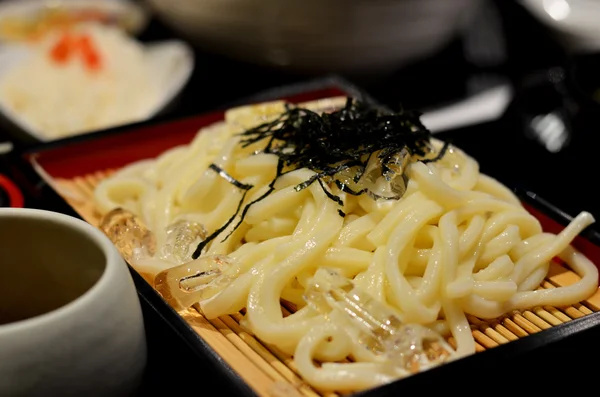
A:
[[77, 34, 102, 71], [49, 32, 75, 64]]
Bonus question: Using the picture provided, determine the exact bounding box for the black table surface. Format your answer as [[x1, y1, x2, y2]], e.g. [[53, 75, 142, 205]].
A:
[[2, 0, 600, 394]]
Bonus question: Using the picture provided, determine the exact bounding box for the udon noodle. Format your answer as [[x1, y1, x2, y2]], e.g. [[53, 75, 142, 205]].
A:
[[94, 97, 598, 392]]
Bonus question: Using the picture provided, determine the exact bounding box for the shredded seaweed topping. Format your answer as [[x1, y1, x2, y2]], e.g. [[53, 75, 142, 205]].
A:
[[192, 98, 447, 259], [242, 98, 432, 174]]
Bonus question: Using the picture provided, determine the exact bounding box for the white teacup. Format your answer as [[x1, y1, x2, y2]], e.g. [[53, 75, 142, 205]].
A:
[[0, 208, 147, 397]]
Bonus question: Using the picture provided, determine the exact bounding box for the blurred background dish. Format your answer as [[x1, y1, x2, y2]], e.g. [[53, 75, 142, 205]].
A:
[[143, 0, 484, 76], [0, 23, 193, 142], [518, 0, 600, 53], [0, 0, 149, 42]]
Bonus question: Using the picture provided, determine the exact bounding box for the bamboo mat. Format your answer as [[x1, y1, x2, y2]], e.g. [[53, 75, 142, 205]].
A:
[[54, 169, 600, 397]]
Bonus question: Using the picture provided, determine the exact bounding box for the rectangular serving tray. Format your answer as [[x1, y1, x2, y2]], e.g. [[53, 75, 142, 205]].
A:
[[8, 76, 600, 396]]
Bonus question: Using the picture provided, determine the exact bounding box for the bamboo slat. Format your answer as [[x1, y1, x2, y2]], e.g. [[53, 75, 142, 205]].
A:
[[52, 171, 600, 397]]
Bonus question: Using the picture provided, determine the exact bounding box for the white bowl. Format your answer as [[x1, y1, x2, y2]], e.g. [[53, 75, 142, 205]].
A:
[[519, 0, 600, 52], [0, 208, 147, 396], [143, 0, 483, 75], [0, 39, 194, 142]]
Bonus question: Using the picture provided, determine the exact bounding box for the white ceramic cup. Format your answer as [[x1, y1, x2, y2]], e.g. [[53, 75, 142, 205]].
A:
[[0, 208, 147, 397]]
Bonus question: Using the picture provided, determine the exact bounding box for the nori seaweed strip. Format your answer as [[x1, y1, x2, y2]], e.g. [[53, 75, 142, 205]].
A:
[[421, 140, 451, 164], [191, 188, 251, 259], [353, 152, 372, 183], [190, 164, 255, 259], [334, 180, 366, 196], [334, 178, 405, 201], [317, 178, 344, 206], [294, 162, 360, 193], [294, 175, 318, 192], [220, 159, 286, 242], [208, 164, 254, 190]]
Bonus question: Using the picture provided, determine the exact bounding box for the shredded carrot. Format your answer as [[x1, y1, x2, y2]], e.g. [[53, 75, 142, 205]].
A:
[[49, 31, 75, 64], [78, 34, 102, 71], [47, 31, 103, 72]]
